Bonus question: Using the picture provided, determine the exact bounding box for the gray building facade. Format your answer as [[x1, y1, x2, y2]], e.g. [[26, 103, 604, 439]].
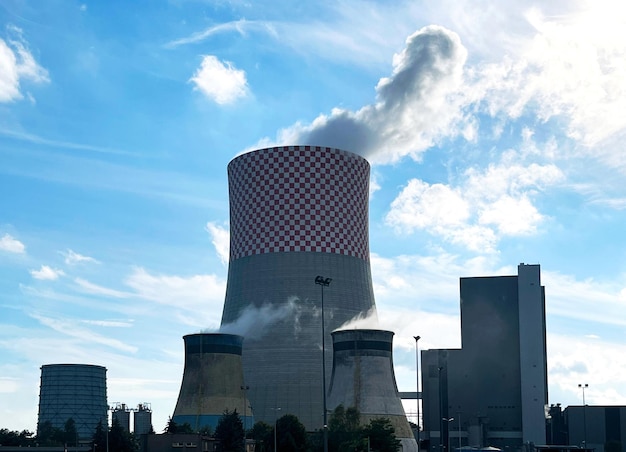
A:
[[421, 264, 547, 451]]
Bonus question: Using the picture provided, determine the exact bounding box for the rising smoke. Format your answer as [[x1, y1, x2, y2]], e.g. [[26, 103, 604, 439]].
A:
[[269, 25, 468, 164]]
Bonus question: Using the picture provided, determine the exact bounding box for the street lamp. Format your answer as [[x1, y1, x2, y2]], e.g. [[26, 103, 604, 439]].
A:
[[272, 407, 281, 452], [578, 383, 589, 449], [443, 418, 454, 452], [438, 367, 444, 452], [315, 275, 332, 452], [414, 336, 421, 451], [241, 385, 250, 452]]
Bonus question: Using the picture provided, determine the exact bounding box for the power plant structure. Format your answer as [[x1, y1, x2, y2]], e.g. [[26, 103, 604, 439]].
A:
[[172, 333, 253, 431], [37, 364, 108, 441], [421, 263, 547, 450], [134, 403, 153, 436], [328, 329, 418, 452], [219, 145, 379, 431], [112, 403, 131, 431]]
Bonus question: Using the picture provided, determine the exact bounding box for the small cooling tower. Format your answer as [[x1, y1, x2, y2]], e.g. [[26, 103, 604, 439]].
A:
[[37, 364, 108, 441], [172, 333, 254, 431], [327, 329, 418, 452]]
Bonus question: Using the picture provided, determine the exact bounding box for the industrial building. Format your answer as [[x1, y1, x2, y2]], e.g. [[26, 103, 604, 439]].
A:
[[328, 329, 418, 452], [172, 333, 253, 431], [219, 145, 379, 431], [421, 264, 547, 451], [37, 364, 108, 441]]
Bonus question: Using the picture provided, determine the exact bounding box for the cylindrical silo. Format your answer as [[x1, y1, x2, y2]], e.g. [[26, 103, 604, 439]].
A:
[[112, 403, 130, 431], [220, 145, 378, 430], [327, 329, 418, 452], [134, 403, 153, 435], [37, 364, 108, 441], [172, 333, 254, 431]]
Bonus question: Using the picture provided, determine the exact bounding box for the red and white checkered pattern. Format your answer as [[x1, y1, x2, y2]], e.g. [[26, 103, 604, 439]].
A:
[[228, 146, 370, 261]]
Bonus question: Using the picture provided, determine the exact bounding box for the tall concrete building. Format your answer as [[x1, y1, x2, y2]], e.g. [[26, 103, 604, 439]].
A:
[[37, 364, 108, 441], [421, 264, 547, 450], [220, 146, 377, 430]]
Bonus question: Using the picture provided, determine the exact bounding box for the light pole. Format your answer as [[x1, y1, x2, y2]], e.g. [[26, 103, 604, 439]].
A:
[[578, 383, 588, 449], [315, 275, 332, 452], [457, 413, 461, 451], [438, 367, 444, 452], [241, 385, 249, 452], [443, 418, 454, 452], [272, 407, 281, 452], [414, 336, 421, 451]]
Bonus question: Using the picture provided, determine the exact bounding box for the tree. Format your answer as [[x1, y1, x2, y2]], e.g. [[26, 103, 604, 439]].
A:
[[164, 417, 194, 434], [215, 409, 245, 452], [361, 418, 401, 452], [328, 405, 361, 452], [109, 417, 137, 452], [37, 420, 64, 446], [250, 421, 273, 452], [605, 440, 622, 452], [92, 420, 107, 452], [275, 414, 308, 452], [0, 428, 35, 447], [63, 417, 78, 446]]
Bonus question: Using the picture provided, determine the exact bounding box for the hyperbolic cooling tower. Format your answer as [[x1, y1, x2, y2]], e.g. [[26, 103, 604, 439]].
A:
[[327, 330, 418, 452], [220, 145, 377, 430], [37, 364, 108, 441], [172, 333, 254, 431]]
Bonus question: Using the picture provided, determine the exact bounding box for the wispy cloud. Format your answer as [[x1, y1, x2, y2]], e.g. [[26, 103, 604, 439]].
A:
[[0, 25, 49, 103], [61, 249, 100, 265], [0, 233, 25, 254], [205, 222, 230, 266], [74, 277, 132, 298], [189, 55, 248, 105], [30, 265, 65, 280], [81, 319, 134, 328], [165, 19, 273, 48], [30, 313, 137, 353]]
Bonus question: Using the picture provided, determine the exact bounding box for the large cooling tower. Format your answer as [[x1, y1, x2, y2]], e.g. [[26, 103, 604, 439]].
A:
[[172, 333, 254, 431], [327, 330, 418, 452], [37, 364, 108, 441], [220, 145, 377, 430]]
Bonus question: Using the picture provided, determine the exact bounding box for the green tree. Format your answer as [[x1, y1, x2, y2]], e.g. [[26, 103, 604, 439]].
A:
[[164, 417, 194, 434], [215, 409, 245, 452], [92, 420, 107, 452], [328, 405, 361, 452], [360, 418, 401, 452], [275, 414, 308, 452], [109, 417, 137, 452], [63, 417, 78, 446], [37, 420, 64, 446], [250, 421, 273, 452], [0, 428, 36, 446], [605, 440, 622, 452]]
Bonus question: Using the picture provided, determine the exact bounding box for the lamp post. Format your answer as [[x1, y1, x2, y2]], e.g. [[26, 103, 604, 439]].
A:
[[457, 413, 461, 451], [438, 367, 444, 452], [578, 383, 588, 449], [315, 275, 332, 452], [272, 407, 281, 452], [443, 418, 454, 452], [414, 336, 421, 451], [241, 385, 249, 452]]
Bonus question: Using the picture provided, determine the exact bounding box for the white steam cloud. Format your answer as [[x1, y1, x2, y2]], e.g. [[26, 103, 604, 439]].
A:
[[334, 307, 380, 332], [269, 25, 468, 164]]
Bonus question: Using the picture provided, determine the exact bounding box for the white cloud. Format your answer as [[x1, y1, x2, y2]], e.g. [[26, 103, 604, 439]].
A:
[[0, 26, 49, 103], [30, 265, 64, 280], [189, 55, 248, 105], [205, 222, 230, 266], [74, 277, 132, 298], [0, 233, 25, 253], [385, 151, 564, 251], [61, 249, 100, 265]]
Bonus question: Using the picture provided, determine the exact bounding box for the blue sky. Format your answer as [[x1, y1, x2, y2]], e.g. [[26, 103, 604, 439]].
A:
[[2, 0, 626, 433]]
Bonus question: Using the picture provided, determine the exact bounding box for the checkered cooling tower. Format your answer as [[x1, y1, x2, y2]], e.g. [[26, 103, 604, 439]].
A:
[[220, 145, 377, 431]]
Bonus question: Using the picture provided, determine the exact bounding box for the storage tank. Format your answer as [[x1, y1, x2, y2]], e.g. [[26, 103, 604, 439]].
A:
[[112, 403, 130, 431], [37, 364, 108, 441], [220, 145, 377, 430], [134, 403, 153, 435], [327, 329, 418, 452], [172, 333, 254, 431]]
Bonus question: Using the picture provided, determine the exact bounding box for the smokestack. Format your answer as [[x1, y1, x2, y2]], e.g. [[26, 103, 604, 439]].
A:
[[172, 333, 253, 431], [327, 329, 418, 452], [220, 145, 377, 430]]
